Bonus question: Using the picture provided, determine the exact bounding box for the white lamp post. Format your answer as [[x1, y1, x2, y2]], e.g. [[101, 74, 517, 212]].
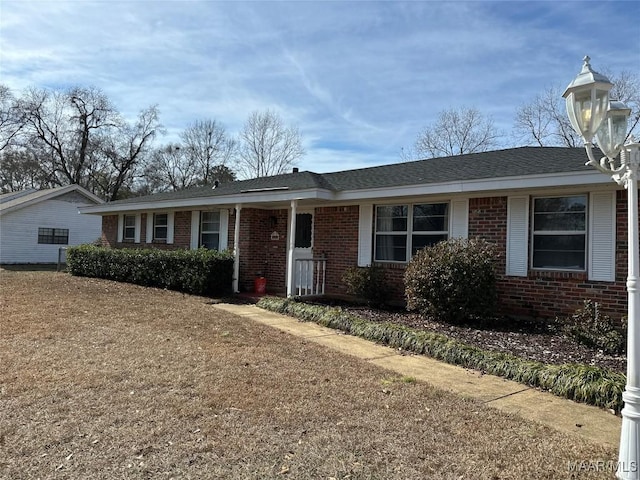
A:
[[564, 56, 640, 480]]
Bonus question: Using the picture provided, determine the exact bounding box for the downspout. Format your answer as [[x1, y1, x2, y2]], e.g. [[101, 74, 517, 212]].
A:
[[233, 203, 242, 293], [286, 200, 298, 296]]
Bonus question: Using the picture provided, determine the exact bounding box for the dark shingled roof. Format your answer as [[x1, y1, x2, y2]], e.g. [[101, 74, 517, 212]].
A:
[[108, 147, 594, 205], [322, 146, 593, 191]]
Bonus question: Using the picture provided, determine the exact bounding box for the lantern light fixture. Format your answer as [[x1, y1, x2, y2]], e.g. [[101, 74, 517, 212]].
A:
[[564, 56, 639, 480]]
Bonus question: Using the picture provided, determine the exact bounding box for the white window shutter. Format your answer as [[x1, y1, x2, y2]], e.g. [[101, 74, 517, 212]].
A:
[[506, 196, 529, 277], [219, 209, 229, 250], [190, 211, 200, 249], [589, 191, 616, 281], [134, 214, 141, 243], [117, 214, 124, 243], [146, 214, 153, 243], [358, 204, 373, 267], [166, 212, 175, 244], [450, 198, 469, 239]]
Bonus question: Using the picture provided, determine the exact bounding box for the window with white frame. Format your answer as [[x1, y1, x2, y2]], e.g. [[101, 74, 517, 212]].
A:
[[154, 213, 168, 240], [123, 215, 136, 240], [532, 195, 587, 270], [200, 211, 220, 250], [374, 203, 449, 262]]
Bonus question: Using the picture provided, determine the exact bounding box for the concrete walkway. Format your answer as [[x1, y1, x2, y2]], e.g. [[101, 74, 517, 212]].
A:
[[214, 302, 621, 449]]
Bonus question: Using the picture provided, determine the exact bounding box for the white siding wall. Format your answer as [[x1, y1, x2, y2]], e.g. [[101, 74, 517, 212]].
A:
[[0, 200, 102, 263]]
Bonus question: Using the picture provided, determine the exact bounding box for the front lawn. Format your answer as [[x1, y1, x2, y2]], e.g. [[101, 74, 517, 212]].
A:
[[0, 271, 615, 479]]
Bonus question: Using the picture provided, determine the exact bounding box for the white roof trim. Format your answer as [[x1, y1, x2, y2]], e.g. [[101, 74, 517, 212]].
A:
[[333, 170, 613, 201], [79, 188, 334, 214], [78, 169, 617, 215]]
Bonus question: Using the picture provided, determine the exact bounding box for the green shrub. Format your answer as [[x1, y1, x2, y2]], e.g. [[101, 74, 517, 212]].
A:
[[257, 296, 625, 412], [341, 265, 388, 306], [66, 245, 234, 296], [404, 238, 499, 324], [559, 300, 626, 355]]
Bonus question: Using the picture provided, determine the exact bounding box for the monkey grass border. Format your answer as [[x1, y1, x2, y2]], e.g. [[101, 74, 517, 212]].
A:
[[256, 296, 625, 412]]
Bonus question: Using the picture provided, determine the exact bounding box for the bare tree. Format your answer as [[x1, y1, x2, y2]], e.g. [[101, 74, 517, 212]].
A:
[[0, 148, 52, 193], [413, 107, 503, 159], [19, 86, 119, 188], [514, 69, 639, 147], [513, 87, 581, 147], [236, 110, 304, 178], [141, 119, 237, 193], [0, 85, 26, 152], [93, 105, 162, 200], [143, 144, 198, 192], [181, 119, 236, 185]]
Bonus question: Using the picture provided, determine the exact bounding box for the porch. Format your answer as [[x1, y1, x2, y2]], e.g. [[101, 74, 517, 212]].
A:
[[231, 200, 358, 299]]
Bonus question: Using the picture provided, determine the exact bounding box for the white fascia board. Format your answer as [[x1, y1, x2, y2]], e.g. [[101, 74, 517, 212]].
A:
[[78, 188, 334, 215], [78, 170, 616, 215], [333, 170, 613, 202]]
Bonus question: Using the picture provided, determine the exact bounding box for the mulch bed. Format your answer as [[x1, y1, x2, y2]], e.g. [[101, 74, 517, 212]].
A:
[[311, 299, 627, 374]]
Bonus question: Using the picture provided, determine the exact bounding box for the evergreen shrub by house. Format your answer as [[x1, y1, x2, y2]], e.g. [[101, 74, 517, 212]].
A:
[[342, 265, 388, 306], [67, 245, 234, 296], [559, 300, 627, 355], [404, 238, 499, 324], [257, 296, 625, 411]]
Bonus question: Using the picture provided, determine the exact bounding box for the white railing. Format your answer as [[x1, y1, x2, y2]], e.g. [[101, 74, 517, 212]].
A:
[[294, 256, 327, 297]]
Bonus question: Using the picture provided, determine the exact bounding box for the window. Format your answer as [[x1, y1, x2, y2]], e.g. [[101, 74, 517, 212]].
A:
[[38, 228, 69, 245], [200, 211, 220, 250], [123, 215, 136, 240], [532, 195, 587, 270], [374, 203, 449, 262], [154, 213, 168, 240]]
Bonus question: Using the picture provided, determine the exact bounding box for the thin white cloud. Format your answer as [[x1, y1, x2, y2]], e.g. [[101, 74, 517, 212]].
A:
[[1, 1, 637, 172]]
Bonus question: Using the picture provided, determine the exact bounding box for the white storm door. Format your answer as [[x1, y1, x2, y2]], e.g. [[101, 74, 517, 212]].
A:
[[293, 210, 314, 291]]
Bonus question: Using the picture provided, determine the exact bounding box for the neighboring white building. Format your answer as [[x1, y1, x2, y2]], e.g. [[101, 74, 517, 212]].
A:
[[0, 185, 104, 264]]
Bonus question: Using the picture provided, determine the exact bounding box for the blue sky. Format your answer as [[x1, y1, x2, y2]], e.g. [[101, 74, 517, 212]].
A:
[[1, 1, 638, 173]]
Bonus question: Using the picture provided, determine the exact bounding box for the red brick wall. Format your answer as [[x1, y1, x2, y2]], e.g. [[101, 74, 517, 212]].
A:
[[314, 205, 359, 296], [229, 208, 289, 293], [98, 189, 638, 320], [100, 212, 191, 250], [470, 194, 632, 320], [101, 215, 118, 247], [363, 194, 632, 320]]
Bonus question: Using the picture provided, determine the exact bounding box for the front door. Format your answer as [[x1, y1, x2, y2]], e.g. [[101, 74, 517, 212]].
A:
[[293, 210, 314, 292]]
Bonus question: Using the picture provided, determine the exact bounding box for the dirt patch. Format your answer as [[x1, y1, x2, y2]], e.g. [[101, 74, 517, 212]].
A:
[[0, 271, 616, 479]]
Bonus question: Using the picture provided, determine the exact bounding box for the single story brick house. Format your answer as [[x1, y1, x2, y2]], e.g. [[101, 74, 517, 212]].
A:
[[79, 146, 639, 320], [1, 185, 103, 264]]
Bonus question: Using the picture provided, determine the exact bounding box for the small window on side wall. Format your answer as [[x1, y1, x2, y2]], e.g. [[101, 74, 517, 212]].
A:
[[38, 228, 69, 245], [532, 195, 587, 271]]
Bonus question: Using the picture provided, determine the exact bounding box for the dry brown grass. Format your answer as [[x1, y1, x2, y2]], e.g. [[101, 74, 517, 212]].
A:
[[0, 270, 616, 479]]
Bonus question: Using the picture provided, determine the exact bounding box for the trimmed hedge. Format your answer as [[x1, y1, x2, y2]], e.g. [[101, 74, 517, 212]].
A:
[[67, 245, 234, 296], [257, 296, 625, 412]]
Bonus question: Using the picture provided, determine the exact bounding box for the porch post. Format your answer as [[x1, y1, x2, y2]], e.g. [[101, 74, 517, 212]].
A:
[[286, 200, 298, 296], [233, 203, 242, 293]]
